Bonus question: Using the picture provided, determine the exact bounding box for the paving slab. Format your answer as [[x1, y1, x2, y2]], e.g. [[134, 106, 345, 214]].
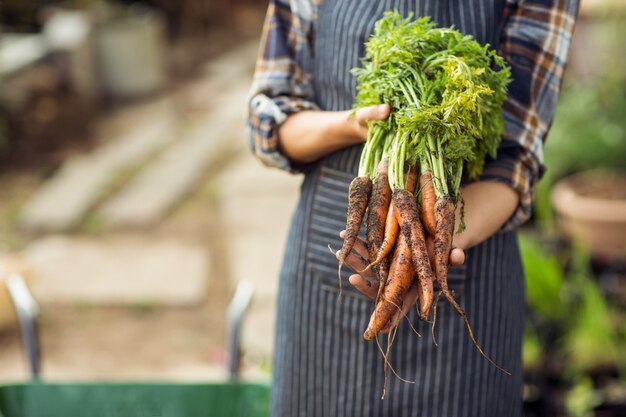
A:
[[23, 235, 209, 305], [99, 84, 250, 228], [19, 106, 176, 232]]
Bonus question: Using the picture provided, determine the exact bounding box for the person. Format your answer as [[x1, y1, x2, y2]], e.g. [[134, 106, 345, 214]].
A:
[[245, 1, 579, 416]]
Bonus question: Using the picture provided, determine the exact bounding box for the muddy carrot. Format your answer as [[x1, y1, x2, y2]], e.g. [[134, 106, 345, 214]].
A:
[[391, 188, 434, 320], [366, 159, 392, 291], [361, 165, 419, 272], [337, 175, 372, 269], [363, 230, 415, 340]]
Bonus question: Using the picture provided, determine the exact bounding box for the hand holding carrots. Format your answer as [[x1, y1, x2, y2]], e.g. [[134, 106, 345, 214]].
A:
[[330, 13, 513, 392], [336, 230, 465, 332]]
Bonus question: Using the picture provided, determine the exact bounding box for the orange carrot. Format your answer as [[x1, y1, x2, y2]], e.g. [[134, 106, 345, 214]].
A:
[[366, 159, 392, 290], [405, 165, 419, 194], [420, 170, 436, 236], [391, 189, 434, 320], [361, 166, 419, 273], [337, 175, 372, 269], [433, 196, 511, 375], [363, 230, 415, 340], [362, 204, 398, 272]]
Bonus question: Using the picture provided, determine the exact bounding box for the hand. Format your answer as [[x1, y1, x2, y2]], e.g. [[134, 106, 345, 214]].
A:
[[336, 230, 465, 332], [278, 104, 390, 164], [352, 104, 391, 141]]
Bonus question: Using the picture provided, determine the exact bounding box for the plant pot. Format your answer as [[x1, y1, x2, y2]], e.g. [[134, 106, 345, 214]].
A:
[[93, 7, 166, 99], [551, 170, 626, 263]]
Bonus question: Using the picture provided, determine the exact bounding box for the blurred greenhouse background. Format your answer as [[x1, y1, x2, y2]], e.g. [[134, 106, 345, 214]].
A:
[[0, 1, 625, 416]]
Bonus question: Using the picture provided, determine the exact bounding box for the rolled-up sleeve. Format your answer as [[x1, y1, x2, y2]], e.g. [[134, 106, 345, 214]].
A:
[[480, 0, 579, 229], [246, 0, 320, 173]]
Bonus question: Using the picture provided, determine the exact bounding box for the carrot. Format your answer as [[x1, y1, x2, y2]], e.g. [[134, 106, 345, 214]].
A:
[[337, 175, 372, 268], [405, 165, 419, 194], [364, 204, 399, 271], [433, 196, 511, 375], [391, 188, 434, 320], [361, 166, 419, 273], [433, 196, 455, 294], [420, 170, 436, 236], [366, 159, 392, 290], [363, 230, 415, 341]]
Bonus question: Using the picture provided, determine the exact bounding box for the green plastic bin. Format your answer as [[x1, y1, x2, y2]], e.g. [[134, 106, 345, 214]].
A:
[[3, 277, 268, 417], [0, 382, 270, 417]]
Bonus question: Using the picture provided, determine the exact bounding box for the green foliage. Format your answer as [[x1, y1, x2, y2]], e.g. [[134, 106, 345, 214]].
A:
[[565, 376, 603, 417], [520, 233, 625, 376], [561, 244, 621, 374], [522, 326, 543, 370], [353, 11, 511, 200], [519, 235, 566, 321], [535, 75, 626, 229], [545, 77, 626, 180]]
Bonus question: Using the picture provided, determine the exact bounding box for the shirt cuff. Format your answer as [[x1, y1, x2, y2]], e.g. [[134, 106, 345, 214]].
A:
[[476, 140, 544, 230], [246, 93, 320, 174]]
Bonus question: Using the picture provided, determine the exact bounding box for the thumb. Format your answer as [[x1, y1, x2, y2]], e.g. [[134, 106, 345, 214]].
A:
[[449, 247, 465, 266], [355, 104, 390, 126]]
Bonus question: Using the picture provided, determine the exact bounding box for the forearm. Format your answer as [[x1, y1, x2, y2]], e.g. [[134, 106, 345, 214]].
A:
[[452, 181, 520, 251], [277, 110, 361, 163], [277, 105, 390, 164]]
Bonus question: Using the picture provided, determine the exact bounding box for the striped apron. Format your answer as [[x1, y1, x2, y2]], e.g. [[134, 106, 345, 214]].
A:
[[271, 1, 526, 416]]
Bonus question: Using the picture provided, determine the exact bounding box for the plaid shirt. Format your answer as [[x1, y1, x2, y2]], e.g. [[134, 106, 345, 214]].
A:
[[246, 0, 579, 229]]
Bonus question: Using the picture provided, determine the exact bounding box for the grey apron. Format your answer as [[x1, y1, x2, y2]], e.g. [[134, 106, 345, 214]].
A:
[[271, 1, 526, 416]]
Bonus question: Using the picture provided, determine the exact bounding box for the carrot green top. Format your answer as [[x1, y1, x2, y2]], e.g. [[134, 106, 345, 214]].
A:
[[246, 0, 580, 229]]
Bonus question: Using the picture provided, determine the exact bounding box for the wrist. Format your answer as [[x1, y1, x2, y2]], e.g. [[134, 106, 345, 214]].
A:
[[451, 181, 519, 251]]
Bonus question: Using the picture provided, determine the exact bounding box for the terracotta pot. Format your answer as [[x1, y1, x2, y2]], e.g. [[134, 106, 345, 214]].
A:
[[551, 170, 626, 263]]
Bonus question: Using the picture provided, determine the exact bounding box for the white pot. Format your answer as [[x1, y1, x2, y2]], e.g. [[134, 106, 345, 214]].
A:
[[94, 9, 166, 99]]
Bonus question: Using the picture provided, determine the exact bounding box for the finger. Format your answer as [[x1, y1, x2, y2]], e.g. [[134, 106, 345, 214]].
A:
[[338, 230, 369, 260], [340, 251, 375, 277], [349, 274, 379, 300], [354, 104, 390, 126], [449, 248, 465, 266], [426, 235, 465, 267]]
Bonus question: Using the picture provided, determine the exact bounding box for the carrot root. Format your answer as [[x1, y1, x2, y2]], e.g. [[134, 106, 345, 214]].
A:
[[434, 196, 511, 375], [363, 231, 415, 341], [337, 175, 372, 297], [391, 189, 435, 320], [366, 159, 392, 287], [420, 170, 437, 236]]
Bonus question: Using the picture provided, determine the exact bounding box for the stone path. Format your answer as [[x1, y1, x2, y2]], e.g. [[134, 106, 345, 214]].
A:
[[99, 84, 250, 228], [1, 38, 299, 381], [19, 41, 258, 233], [19, 102, 176, 232], [24, 235, 209, 305]]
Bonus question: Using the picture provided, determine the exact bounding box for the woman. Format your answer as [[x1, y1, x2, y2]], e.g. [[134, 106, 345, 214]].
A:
[[246, 1, 578, 416]]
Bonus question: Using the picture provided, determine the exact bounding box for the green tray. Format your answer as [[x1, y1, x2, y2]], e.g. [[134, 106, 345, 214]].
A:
[[0, 382, 270, 417]]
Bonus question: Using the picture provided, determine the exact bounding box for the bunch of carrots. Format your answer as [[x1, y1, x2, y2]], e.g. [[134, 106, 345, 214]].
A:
[[337, 12, 511, 373]]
